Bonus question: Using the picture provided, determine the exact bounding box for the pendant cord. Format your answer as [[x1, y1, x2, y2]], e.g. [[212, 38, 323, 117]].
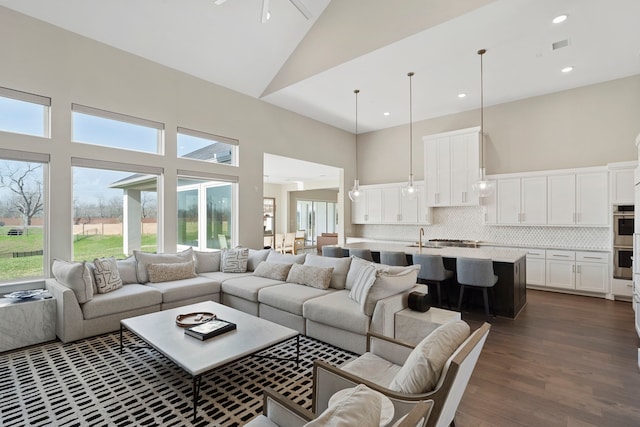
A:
[[478, 49, 485, 174], [354, 89, 359, 180], [408, 72, 414, 177]]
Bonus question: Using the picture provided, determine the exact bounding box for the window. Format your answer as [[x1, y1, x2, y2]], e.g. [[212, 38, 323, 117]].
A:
[[0, 87, 50, 137], [177, 127, 238, 166], [177, 174, 235, 251], [297, 200, 338, 247], [72, 162, 159, 261], [0, 155, 48, 282], [72, 104, 163, 154]]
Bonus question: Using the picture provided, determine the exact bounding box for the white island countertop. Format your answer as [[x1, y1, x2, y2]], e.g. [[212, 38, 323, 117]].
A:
[[340, 242, 527, 263]]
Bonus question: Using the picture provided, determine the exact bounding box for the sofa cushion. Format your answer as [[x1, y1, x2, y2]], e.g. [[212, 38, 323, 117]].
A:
[[362, 265, 420, 316], [81, 284, 162, 320], [145, 276, 221, 304], [52, 259, 94, 303], [303, 290, 370, 335], [304, 254, 351, 290], [341, 352, 402, 389], [258, 283, 333, 316], [247, 249, 271, 272], [304, 384, 381, 427], [197, 271, 254, 283], [286, 264, 333, 290], [266, 251, 306, 265], [194, 250, 221, 273], [93, 257, 123, 294], [147, 260, 196, 283], [134, 248, 193, 283], [347, 263, 377, 311], [389, 320, 471, 393], [221, 275, 285, 302], [221, 247, 249, 273], [117, 256, 139, 284], [253, 261, 293, 281]]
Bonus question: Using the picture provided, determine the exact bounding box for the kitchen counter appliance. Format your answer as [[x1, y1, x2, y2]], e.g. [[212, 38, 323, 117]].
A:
[[613, 205, 634, 280]]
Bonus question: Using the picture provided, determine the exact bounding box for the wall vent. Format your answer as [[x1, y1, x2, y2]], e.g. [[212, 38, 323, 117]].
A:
[[552, 39, 570, 50]]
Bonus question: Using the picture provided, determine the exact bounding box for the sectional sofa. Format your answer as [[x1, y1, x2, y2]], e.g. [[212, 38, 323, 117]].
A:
[[45, 247, 424, 354]]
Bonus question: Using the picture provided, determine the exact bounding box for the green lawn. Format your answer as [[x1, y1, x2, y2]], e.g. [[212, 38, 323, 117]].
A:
[[0, 230, 157, 281]]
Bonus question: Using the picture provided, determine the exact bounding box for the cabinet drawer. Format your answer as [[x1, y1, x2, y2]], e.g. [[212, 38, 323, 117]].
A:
[[526, 249, 546, 259], [546, 250, 575, 260], [576, 251, 608, 263]]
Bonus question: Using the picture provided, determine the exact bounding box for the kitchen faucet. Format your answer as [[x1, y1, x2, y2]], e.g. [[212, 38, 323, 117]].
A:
[[419, 227, 425, 250]]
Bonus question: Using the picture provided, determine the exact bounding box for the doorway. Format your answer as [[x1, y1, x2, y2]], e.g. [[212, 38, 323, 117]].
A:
[[296, 200, 337, 247]]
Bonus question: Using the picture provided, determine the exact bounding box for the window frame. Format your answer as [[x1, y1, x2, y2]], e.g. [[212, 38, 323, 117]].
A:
[[177, 126, 239, 166], [0, 86, 51, 138]]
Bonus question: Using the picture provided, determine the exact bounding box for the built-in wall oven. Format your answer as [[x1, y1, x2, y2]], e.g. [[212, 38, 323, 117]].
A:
[[613, 205, 634, 280]]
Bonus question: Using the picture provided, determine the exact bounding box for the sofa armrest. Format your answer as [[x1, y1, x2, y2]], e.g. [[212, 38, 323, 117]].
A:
[[370, 284, 427, 338], [45, 278, 85, 343]]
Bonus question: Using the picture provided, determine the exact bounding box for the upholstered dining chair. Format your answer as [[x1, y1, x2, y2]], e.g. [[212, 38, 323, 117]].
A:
[[245, 385, 434, 427], [312, 322, 491, 427], [412, 254, 454, 308], [379, 251, 408, 266], [321, 246, 344, 258], [456, 257, 498, 321], [349, 248, 374, 262]]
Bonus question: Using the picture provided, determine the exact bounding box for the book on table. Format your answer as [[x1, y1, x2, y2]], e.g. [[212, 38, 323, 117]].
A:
[[185, 318, 237, 340]]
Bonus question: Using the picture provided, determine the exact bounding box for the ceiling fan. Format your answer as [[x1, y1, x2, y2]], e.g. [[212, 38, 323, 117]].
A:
[[214, 0, 312, 23]]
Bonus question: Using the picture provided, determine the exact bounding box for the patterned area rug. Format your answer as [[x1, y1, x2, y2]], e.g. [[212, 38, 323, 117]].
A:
[[0, 332, 356, 426]]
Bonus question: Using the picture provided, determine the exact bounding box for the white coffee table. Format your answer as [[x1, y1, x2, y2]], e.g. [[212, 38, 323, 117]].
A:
[[120, 301, 299, 421]]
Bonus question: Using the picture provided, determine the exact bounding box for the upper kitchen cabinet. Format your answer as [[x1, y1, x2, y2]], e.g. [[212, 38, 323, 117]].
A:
[[381, 184, 419, 224], [608, 161, 637, 205], [351, 186, 382, 224], [547, 169, 608, 226], [351, 182, 425, 225], [496, 176, 547, 225], [423, 127, 480, 207]]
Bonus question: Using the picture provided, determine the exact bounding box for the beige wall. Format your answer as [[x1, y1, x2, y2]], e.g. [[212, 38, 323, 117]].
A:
[[358, 74, 640, 184], [0, 7, 354, 263]]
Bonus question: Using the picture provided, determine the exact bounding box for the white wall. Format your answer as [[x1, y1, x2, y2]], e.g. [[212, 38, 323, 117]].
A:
[[0, 7, 355, 264]]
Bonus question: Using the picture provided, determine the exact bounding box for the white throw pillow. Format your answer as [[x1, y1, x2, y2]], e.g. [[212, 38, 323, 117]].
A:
[[348, 263, 377, 312], [361, 264, 419, 316], [93, 257, 123, 294], [345, 256, 375, 290], [304, 384, 381, 427], [51, 259, 94, 303], [147, 260, 197, 283], [286, 264, 333, 289], [194, 250, 221, 273], [221, 247, 249, 273], [389, 320, 471, 393]]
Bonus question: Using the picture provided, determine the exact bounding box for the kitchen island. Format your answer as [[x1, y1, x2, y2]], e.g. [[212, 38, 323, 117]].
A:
[[341, 242, 528, 319]]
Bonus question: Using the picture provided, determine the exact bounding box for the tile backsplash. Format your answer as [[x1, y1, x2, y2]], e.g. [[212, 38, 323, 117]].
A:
[[354, 206, 611, 250]]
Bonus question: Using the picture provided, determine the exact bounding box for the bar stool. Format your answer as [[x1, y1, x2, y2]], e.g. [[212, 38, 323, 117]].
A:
[[379, 251, 408, 266], [412, 253, 454, 308], [322, 246, 345, 258], [456, 257, 498, 321], [349, 248, 374, 262]]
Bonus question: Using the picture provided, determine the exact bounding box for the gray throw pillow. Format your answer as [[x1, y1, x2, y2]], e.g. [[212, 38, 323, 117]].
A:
[[253, 261, 292, 281], [134, 247, 193, 283], [93, 257, 123, 294], [147, 260, 197, 283], [286, 263, 333, 289], [117, 256, 139, 284], [221, 247, 249, 273]]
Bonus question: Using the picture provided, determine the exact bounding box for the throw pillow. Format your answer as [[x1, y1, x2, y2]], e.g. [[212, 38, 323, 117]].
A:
[[194, 250, 221, 273], [304, 254, 352, 290], [304, 384, 381, 427], [362, 264, 420, 316], [389, 320, 471, 393], [93, 257, 123, 294], [247, 249, 271, 271], [253, 261, 293, 281], [286, 263, 333, 289], [117, 256, 139, 284], [51, 259, 94, 303], [147, 261, 197, 283], [266, 251, 306, 265], [345, 256, 376, 290], [348, 263, 378, 310], [221, 247, 249, 273], [134, 247, 193, 283]]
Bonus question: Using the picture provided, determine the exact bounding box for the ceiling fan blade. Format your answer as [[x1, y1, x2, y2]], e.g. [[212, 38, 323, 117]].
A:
[[288, 0, 312, 20]]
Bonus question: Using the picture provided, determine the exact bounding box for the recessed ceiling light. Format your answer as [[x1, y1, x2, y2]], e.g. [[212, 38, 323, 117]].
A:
[[457, 93, 467, 98], [552, 14, 568, 24], [561, 66, 574, 73], [383, 112, 390, 116]]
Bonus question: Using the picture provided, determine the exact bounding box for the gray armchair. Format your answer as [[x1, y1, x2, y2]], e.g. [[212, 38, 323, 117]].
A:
[[312, 322, 491, 427], [245, 386, 434, 427]]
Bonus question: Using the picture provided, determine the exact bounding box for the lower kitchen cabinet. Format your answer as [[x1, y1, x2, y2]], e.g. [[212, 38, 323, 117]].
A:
[[544, 250, 609, 293], [525, 249, 546, 286]]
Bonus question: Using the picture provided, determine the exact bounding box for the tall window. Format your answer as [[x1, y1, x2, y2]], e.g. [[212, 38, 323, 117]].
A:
[[177, 127, 238, 166], [177, 176, 234, 251], [0, 157, 47, 282], [0, 87, 50, 137], [72, 104, 163, 154], [72, 164, 159, 261]]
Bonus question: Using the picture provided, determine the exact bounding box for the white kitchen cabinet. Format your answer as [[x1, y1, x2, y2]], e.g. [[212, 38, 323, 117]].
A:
[[423, 127, 480, 207], [351, 190, 368, 224], [525, 249, 546, 286], [381, 185, 418, 224], [609, 162, 636, 204], [351, 187, 382, 224], [416, 183, 433, 225], [546, 250, 575, 289], [545, 249, 609, 292], [547, 171, 608, 226], [496, 176, 546, 225], [352, 183, 421, 224], [481, 184, 497, 224]]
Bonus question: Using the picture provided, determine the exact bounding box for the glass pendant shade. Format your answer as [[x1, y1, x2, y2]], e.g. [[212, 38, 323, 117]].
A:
[[472, 167, 495, 197], [348, 179, 361, 202], [402, 174, 418, 200]]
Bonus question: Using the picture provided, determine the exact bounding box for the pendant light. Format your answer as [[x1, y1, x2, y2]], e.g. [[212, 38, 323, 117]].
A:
[[348, 89, 362, 202], [472, 48, 495, 198], [402, 72, 418, 200]]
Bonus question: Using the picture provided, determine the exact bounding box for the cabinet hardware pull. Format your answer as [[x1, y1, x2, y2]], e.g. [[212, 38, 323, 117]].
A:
[[584, 256, 601, 259]]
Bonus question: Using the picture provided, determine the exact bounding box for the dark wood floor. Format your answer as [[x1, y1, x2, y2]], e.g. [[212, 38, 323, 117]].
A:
[[456, 289, 640, 427]]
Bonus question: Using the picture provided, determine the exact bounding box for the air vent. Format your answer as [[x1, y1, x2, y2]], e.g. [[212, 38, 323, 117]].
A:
[[552, 39, 570, 50]]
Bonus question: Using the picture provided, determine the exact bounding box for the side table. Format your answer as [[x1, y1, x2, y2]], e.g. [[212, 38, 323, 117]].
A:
[[0, 293, 56, 352], [394, 307, 461, 345]]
